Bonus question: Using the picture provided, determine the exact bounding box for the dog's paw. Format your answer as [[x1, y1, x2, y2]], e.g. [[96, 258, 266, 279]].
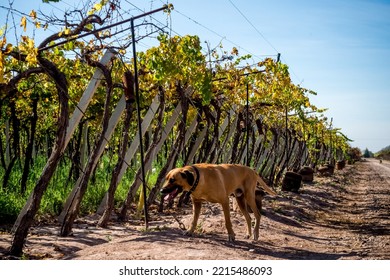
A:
[[228, 234, 236, 242]]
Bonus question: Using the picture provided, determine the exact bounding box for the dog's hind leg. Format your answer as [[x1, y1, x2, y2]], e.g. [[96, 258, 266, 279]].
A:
[[245, 194, 261, 241], [255, 190, 264, 214], [186, 199, 202, 236], [234, 194, 252, 239]]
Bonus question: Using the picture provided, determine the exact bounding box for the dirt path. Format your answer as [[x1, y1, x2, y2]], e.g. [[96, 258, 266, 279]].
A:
[[1, 160, 389, 260]]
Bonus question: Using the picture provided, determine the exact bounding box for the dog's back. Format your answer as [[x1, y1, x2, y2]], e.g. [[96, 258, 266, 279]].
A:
[[193, 163, 254, 190], [192, 163, 276, 196]]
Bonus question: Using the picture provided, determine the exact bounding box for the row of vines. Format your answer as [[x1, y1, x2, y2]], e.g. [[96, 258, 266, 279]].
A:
[[0, 1, 354, 256]]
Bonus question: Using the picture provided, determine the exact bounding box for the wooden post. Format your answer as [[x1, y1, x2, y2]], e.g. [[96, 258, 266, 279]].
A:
[[58, 94, 127, 223], [96, 95, 162, 213], [80, 120, 89, 170], [5, 119, 10, 167], [210, 109, 234, 164], [114, 95, 160, 181], [124, 102, 183, 202], [221, 116, 238, 163], [62, 49, 115, 152]]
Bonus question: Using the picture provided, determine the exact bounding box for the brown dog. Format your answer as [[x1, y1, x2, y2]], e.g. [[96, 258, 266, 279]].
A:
[[161, 163, 277, 242]]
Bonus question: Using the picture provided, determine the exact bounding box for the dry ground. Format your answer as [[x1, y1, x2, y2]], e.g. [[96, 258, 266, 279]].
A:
[[1, 159, 389, 260]]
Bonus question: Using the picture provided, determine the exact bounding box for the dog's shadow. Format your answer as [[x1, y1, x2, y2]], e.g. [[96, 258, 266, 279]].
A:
[[152, 228, 358, 260], [193, 232, 358, 260]]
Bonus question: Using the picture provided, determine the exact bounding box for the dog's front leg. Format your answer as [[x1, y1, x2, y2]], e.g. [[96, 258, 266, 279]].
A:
[[221, 199, 235, 242], [186, 199, 202, 236]]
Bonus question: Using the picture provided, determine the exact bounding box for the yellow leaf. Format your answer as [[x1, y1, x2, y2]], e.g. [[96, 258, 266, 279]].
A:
[[28, 38, 35, 49], [94, 3, 103, 11], [20, 16, 27, 32], [88, 1, 107, 15], [5, 43, 13, 54], [231, 47, 239, 56], [59, 27, 71, 37], [26, 49, 38, 65], [0, 52, 4, 83], [29, 10, 37, 20], [0, 37, 6, 48], [20, 38, 38, 65]]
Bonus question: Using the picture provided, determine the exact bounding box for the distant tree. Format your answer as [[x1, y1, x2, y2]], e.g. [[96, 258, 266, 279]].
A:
[[42, 0, 61, 3], [363, 148, 373, 158]]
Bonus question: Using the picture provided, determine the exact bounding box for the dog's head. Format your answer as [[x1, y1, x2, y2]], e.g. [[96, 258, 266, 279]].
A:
[[160, 167, 195, 202]]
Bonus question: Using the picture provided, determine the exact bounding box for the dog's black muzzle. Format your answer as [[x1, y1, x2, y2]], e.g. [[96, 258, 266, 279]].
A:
[[161, 184, 183, 201]]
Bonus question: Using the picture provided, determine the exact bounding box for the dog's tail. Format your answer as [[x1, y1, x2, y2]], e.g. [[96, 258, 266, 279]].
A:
[[256, 176, 277, 196]]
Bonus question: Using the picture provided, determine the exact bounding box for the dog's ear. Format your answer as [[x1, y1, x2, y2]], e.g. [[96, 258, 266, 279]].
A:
[[180, 170, 195, 186]]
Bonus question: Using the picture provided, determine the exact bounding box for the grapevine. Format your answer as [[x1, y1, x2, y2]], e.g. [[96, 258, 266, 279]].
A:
[[0, 0, 353, 256]]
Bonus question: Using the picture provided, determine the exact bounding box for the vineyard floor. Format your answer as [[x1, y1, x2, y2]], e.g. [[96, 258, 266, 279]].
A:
[[1, 159, 389, 260]]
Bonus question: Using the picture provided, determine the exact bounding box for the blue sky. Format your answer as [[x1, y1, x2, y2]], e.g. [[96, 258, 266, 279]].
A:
[[1, 0, 389, 152]]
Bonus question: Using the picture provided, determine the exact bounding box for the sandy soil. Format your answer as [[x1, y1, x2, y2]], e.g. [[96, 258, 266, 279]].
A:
[[1, 159, 389, 260]]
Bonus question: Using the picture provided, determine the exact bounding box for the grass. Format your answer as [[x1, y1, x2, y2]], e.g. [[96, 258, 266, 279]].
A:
[[0, 154, 163, 225], [0, 189, 25, 224]]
